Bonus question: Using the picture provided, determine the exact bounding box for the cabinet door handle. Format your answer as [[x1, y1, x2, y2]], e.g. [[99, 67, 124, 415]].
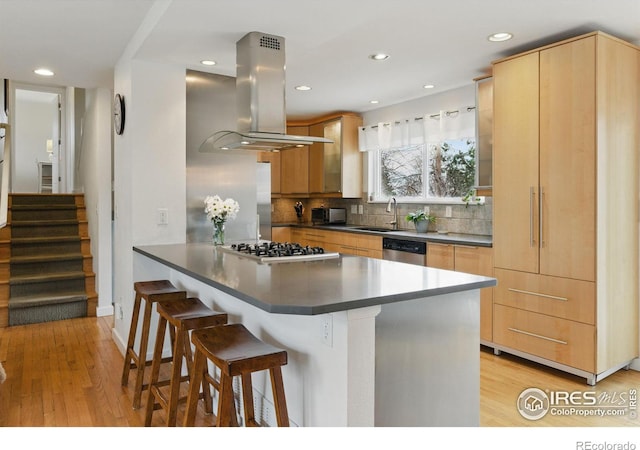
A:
[[539, 186, 545, 248], [529, 186, 535, 247], [507, 288, 568, 302], [508, 327, 568, 345]]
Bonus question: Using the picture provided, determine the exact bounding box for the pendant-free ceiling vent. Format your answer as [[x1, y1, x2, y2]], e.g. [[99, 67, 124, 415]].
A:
[[199, 31, 332, 152]]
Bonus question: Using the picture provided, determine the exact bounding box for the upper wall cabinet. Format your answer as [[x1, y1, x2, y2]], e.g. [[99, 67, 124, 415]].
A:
[[474, 75, 493, 191], [307, 113, 363, 198], [280, 125, 310, 195]]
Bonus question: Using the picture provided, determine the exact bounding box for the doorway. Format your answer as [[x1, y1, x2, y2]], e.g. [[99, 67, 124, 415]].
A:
[[9, 83, 67, 193]]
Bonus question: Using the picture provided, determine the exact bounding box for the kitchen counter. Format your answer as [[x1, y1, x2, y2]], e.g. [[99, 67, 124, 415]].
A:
[[273, 222, 493, 247], [133, 242, 495, 315], [132, 242, 496, 427]]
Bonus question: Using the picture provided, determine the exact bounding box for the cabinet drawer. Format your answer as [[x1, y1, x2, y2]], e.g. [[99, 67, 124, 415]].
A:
[[494, 268, 595, 324], [494, 304, 595, 372], [454, 245, 493, 277], [337, 244, 358, 256], [356, 248, 382, 259], [356, 234, 382, 251], [427, 243, 454, 270], [304, 229, 328, 242]]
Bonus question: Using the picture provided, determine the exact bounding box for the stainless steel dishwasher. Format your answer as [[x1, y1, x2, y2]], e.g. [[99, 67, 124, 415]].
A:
[[382, 237, 427, 265]]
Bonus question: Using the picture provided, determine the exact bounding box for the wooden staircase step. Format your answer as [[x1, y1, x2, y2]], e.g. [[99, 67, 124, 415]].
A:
[[9, 193, 79, 206], [10, 271, 87, 285], [11, 253, 84, 264], [8, 292, 88, 309], [11, 236, 80, 245], [10, 219, 81, 226], [10, 204, 79, 210]]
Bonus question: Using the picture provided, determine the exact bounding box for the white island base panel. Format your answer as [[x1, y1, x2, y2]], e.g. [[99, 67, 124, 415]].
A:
[[117, 254, 480, 427]]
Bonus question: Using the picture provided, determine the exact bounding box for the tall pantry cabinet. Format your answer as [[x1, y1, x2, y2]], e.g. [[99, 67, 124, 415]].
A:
[[492, 32, 640, 385]]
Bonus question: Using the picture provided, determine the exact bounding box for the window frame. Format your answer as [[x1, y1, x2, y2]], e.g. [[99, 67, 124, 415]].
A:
[[367, 139, 477, 205]]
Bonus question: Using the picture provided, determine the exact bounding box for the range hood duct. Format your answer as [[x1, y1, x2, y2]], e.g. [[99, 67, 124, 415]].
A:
[[199, 32, 333, 152]]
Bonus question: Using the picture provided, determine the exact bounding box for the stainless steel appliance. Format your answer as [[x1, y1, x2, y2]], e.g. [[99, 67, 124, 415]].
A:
[[186, 70, 265, 244], [382, 237, 426, 265], [222, 241, 339, 263], [311, 207, 346, 225], [256, 162, 271, 240], [200, 32, 333, 153]]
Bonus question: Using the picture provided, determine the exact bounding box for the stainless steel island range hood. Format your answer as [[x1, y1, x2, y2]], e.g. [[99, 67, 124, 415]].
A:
[[199, 32, 333, 152]]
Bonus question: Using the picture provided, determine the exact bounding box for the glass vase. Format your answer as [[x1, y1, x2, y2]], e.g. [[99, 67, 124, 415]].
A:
[[213, 222, 225, 245]]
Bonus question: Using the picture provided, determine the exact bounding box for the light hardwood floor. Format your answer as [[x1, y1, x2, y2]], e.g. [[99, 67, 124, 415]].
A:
[[0, 315, 639, 427]]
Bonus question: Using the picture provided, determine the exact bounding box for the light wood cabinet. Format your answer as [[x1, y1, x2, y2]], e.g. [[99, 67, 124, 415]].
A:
[[271, 226, 290, 243], [274, 227, 382, 259], [426, 243, 454, 270], [492, 32, 639, 384], [454, 245, 494, 343], [475, 76, 493, 190], [308, 114, 363, 198], [427, 243, 494, 342], [280, 126, 310, 195]]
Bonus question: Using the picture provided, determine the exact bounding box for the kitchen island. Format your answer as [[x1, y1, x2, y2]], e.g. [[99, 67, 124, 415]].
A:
[[132, 242, 496, 427]]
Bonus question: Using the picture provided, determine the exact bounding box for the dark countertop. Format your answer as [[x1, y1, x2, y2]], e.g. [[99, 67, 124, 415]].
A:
[[134, 242, 496, 316], [273, 223, 493, 247]]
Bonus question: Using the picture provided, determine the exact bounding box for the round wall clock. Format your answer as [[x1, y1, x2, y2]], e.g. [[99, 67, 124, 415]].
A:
[[114, 93, 125, 135]]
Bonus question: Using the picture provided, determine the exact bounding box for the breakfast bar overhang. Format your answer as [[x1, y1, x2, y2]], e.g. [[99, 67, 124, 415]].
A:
[[132, 242, 496, 427]]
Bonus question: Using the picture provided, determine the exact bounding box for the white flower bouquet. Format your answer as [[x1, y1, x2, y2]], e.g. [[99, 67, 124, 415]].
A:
[[204, 195, 239, 244]]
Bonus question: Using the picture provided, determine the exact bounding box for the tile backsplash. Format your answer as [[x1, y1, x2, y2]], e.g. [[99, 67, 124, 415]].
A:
[[272, 197, 492, 236]]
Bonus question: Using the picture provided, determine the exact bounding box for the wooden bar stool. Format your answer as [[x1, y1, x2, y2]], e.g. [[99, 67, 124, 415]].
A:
[[145, 297, 228, 427], [121, 280, 187, 409], [183, 323, 289, 427]]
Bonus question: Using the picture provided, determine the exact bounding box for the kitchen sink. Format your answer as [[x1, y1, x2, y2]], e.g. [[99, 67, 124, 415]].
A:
[[355, 227, 392, 232]]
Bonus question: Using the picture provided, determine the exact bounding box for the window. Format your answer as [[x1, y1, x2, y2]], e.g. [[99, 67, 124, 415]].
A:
[[370, 138, 476, 202], [363, 107, 477, 203]]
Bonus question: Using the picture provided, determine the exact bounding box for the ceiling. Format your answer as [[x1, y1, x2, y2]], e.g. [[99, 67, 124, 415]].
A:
[[1, 0, 639, 120]]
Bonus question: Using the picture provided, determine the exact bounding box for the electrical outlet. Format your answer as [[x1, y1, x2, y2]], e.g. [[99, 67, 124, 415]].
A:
[[351, 205, 357, 214], [358, 204, 363, 215], [423, 206, 430, 215], [157, 208, 169, 225], [322, 314, 333, 347], [445, 206, 452, 218]]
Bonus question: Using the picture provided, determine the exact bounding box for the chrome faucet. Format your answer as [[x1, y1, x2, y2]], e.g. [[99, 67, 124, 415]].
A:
[[386, 197, 398, 230]]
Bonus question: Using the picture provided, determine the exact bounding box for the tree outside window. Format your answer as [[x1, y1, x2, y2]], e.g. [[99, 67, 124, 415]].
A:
[[377, 139, 475, 201]]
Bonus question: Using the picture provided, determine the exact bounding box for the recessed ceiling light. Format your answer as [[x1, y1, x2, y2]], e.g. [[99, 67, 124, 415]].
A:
[[34, 68, 54, 76], [295, 85, 312, 91], [200, 60, 216, 66], [423, 84, 435, 89], [370, 100, 379, 104], [369, 53, 389, 61], [488, 32, 513, 42]]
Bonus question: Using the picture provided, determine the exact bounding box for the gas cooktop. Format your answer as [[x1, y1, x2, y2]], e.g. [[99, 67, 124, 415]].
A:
[[220, 241, 340, 263]]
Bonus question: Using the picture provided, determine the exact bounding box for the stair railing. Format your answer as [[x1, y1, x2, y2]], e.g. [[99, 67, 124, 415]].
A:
[[0, 123, 10, 228]]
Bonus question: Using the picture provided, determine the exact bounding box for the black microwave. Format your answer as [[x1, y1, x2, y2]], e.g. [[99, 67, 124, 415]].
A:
[[311, 207, 346, 224]]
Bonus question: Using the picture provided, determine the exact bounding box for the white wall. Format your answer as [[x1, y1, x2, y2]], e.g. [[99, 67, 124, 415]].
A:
[[111, 58, 186, 349], [78, 87, 113, 316], [13, 97, 57, 192], [361, 84, 475, 126]]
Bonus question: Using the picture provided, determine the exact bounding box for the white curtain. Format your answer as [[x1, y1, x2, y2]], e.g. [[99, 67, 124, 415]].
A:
[[440, 107, 475, 140], [358, 105, 475, 151]]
